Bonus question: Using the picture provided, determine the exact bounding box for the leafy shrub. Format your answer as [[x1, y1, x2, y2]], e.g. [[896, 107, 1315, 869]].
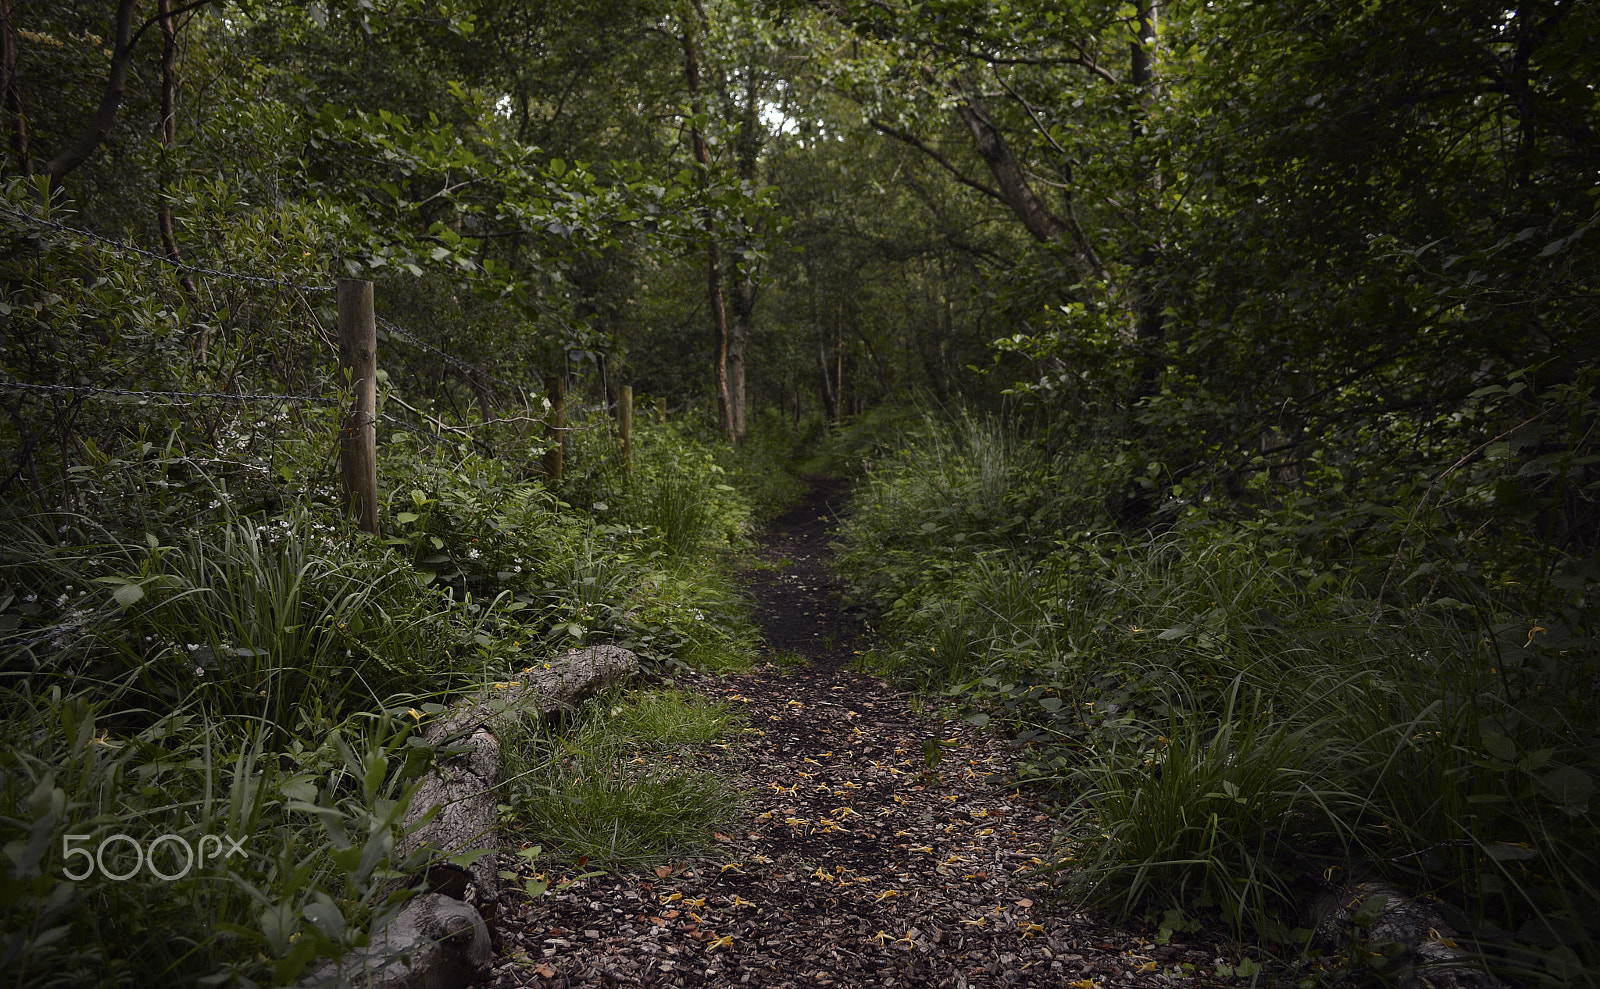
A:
[[0, 683, 443, 987]]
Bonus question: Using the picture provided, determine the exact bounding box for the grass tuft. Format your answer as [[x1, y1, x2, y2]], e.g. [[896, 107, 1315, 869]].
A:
[[500, 687, 744, 869]]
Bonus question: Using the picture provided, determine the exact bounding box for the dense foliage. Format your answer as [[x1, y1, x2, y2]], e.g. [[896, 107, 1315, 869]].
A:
[[3, 0, 1597, 985]]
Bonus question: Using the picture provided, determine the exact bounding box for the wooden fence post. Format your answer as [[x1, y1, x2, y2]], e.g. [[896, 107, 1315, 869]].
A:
[[543, 374, 564, 483], [337, 278, 379, 533], [617, 385, 632, 468]]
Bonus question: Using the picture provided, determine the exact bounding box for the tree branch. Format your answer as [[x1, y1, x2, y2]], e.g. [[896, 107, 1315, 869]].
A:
[[44, 0, 219, 182], [990, 64, 1106, 280], [867, 117, 1005, 203]]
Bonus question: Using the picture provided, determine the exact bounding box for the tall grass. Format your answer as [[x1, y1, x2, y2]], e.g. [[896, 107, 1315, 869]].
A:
[[1, 417, 775, 985], [834, 413, 1600, 986], [6, 510, 467, 725], [0, 680, 439, 987], [498, 688, 744, 868]]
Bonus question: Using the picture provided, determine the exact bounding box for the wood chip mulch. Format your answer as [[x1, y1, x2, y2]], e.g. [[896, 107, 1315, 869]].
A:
[[488, 480, 1272, 988]]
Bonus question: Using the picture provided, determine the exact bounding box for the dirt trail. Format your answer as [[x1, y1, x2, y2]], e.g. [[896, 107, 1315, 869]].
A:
[[489, 478, 1238, 988]]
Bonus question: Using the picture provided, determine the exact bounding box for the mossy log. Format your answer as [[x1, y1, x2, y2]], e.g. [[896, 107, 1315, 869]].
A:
[[303, 645, 639, 989]]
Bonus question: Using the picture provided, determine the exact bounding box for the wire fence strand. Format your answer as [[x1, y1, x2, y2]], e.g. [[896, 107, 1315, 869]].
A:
[[0, 204, 337, 293], [377, 316, 551, 396], [0, 379, 335, 405], [4, 208, 631, 492]]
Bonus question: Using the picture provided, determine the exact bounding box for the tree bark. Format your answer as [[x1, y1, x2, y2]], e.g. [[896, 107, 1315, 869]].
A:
[[44, 0, 138, 182], [707, 240, 734, 443], [953, 93, 1067, 246], [24, 0, 216, 186], [729, 271, 751, 442], [817, 338, 838, 423], [726, 65, 764, 445], [680, 0, 735, 445]]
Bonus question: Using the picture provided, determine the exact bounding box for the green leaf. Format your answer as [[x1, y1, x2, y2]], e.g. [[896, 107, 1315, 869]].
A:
[[1536, 767, 1593, 813], [112, 582, 145, 608], [302, 891, 346, 941], [1351, 894, 1392, 926]]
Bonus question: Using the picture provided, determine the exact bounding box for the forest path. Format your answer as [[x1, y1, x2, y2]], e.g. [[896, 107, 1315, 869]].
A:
[[488, 478, 1238, 988]]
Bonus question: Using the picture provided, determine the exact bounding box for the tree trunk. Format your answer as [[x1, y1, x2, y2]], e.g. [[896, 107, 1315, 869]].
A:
[[954, 94, 1066, 246], [0, 0, 30, 181], [707, 241, 734, 443], [817, 339, 838, 423], [680, 0, 735, 445], [728, 280, 749, 442], [44, 0, 139, 182], [727, 65, 764, 446], [1128, 2, 1165, 391], [156, 0, 202, 324], [835, 316, 844, 422]]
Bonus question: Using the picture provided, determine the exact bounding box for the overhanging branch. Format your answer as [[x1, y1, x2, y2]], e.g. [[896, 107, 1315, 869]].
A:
[[867, 117, 1004, 204]]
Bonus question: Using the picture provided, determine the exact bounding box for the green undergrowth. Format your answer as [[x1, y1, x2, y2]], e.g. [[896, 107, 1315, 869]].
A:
[[498, 686, 744, 869], [834, 409, 1600, 989], [0, 411, 796, 985]]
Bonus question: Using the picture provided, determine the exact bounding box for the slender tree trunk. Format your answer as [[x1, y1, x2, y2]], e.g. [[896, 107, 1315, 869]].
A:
[[1128, 2, 1164, 389], [0, 0, 30, 181], [156, 0, 202, 332], [728, 278, 749, 441], [727, 66, 763, 446], [812, 273, 838, 422], [707, 240, 733, 441], [680, 0, 734, 445], [954, 94, 1065, 247], [817, 339, 838, 423], [835, 314, 844, 421], [45, 0, 139, 182]]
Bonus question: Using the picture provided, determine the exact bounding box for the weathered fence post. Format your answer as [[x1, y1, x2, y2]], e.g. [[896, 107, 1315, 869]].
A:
[[337, 278, 379, 533], [543, 373, 564, 483], [617, 384, 632, 468]]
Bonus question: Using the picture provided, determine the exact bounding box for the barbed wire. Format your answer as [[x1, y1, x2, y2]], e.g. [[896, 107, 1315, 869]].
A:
[[377, 316, 549, 396], [379, 412, 550, 477], [0, 379, 334, 405], [0, 204, 337, 293]]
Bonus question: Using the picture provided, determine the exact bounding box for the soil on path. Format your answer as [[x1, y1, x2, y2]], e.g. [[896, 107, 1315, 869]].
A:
[[488, 478, 1246, 988]]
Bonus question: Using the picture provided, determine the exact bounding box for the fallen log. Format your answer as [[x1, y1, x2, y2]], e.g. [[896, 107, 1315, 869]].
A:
[[1309, 880, 1507, 989], [304, 645, 640, 989], [400, 644, 642, 913]]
